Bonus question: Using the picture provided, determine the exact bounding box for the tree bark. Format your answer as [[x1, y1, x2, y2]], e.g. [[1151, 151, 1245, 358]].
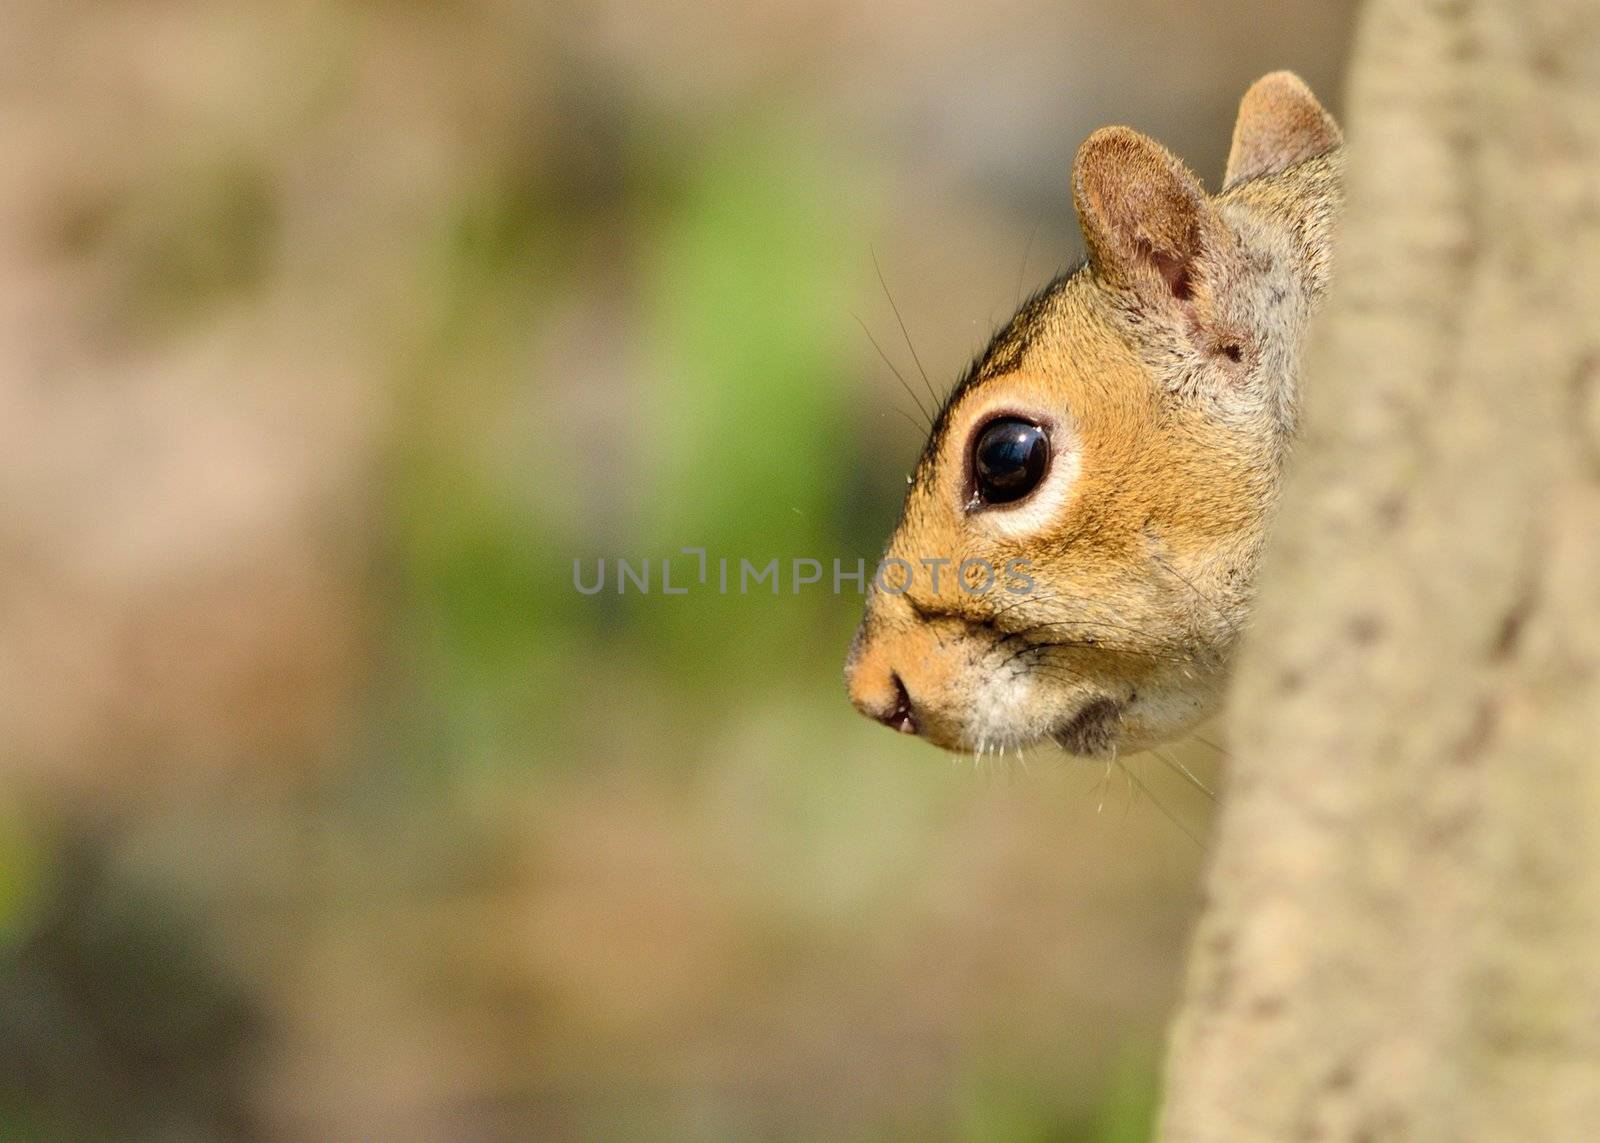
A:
[[1159, 0, 1600, 1139]]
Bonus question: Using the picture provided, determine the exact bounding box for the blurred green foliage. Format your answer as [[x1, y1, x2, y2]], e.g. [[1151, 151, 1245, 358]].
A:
[[956, 1040, 1161, 1142], [388, 111, 876, 780], [0, 801, 43, 949], [635, 116, 864, 686]]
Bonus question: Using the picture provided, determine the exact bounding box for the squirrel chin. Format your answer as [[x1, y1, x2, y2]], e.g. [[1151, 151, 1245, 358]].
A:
[[1048, 697, 1124, 758]]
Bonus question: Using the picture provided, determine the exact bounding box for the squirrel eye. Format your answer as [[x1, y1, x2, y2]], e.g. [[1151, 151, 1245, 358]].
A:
[[971, 418, 1050, 506]]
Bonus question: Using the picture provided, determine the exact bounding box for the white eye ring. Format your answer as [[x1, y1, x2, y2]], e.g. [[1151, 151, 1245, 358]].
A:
[[957, 404, 1079, 539]]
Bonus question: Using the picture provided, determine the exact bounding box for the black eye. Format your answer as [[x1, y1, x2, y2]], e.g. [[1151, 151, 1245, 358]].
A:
[[971, 418, 1050, 506]]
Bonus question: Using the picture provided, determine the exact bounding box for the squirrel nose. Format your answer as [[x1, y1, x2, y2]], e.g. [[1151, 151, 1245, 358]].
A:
[[847, 655, 919, 736], [878, 674, 918, 734]]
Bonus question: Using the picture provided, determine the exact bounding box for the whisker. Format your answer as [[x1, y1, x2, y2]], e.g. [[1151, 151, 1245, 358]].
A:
[[982, 584, 1070, 623], [888, 404, 931, 436], [977, 596, 1205, 663], [1117, 758, 1209, 852], [1151, 747, 1216, 802], [1024, 662, 1094, 681], [1028, 637, 1198, 666], [1010, 613, 1201, 647], [853, 311, 933, 429], [872, 248, 942, 412], [1016, 659, 1102, 689], [1000, 635, 1198, 670], [1149, 551, 1243, 637], [1015, 221, 1040, 307]]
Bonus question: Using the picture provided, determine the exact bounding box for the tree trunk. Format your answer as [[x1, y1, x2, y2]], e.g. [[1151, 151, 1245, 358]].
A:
[[1159, 1, 1600, 1139]]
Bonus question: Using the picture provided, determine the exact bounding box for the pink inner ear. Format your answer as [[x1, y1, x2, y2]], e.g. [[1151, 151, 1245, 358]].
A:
[[1147, 246, 1193, 302]]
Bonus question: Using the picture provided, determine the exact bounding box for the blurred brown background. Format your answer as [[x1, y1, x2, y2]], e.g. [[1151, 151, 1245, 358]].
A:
[[0, 2, 1356, 1138]]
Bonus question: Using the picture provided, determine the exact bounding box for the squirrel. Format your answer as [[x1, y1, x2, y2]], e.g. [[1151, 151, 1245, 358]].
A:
[[845, 72, 1343, 758]]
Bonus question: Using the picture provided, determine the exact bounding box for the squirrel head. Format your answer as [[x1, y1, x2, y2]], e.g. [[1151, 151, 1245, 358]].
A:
[[846, 72, 1343, 757]]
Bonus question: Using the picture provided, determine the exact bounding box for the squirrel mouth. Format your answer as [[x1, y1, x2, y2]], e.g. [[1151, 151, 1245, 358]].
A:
[[1050, 698, 1123, 757]]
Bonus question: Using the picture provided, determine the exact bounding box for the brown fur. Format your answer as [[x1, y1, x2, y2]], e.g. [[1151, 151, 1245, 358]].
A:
[[1224, 71, 1343, 189], [846, 73, 1345, 756]]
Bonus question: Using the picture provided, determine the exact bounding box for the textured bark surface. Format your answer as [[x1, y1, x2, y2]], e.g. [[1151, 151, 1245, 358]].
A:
[[1160, 0, 1600, 1139]]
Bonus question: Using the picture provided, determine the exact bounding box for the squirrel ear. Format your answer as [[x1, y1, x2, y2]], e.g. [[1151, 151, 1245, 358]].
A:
[[1073, 126, 1218, 305], [1224, 71, 1341, 188]]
